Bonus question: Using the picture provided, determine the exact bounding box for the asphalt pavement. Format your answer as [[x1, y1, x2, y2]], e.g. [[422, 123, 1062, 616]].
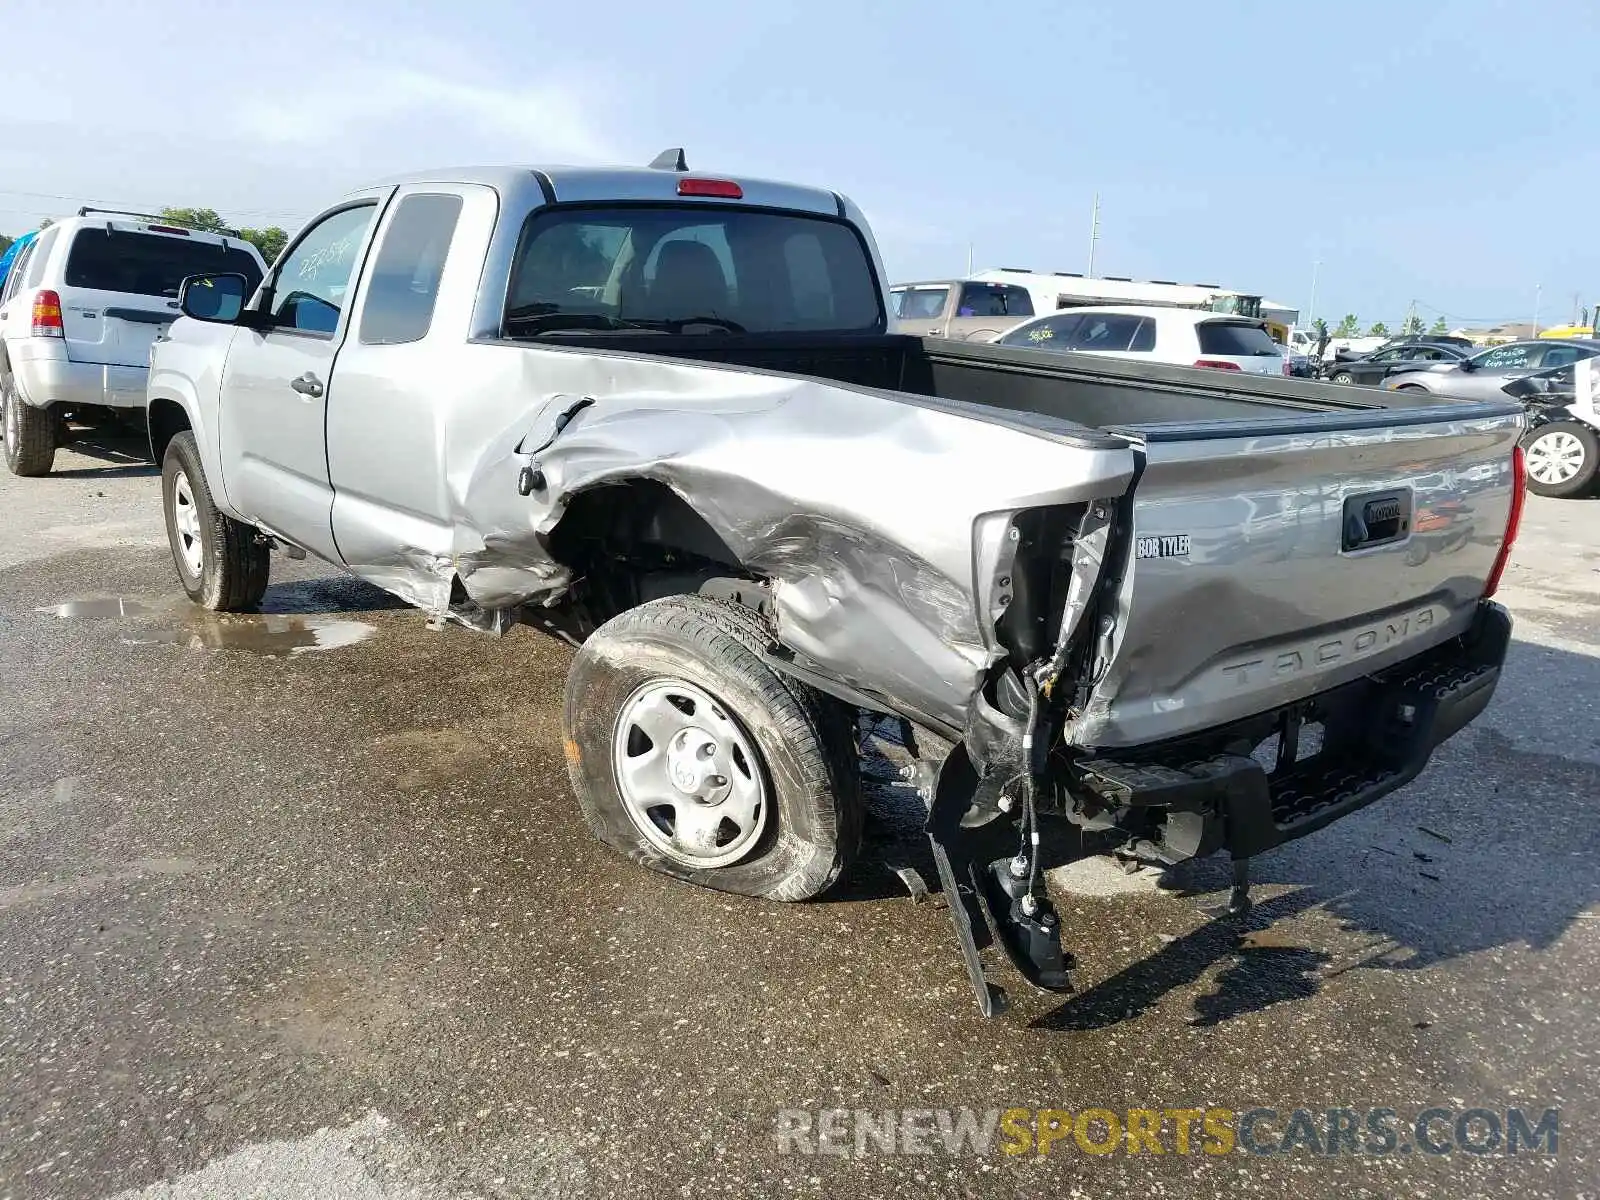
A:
[[1, 430, 1596, 1199]]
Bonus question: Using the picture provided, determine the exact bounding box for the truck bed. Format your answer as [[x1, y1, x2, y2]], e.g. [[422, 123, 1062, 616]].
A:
[[534, 331, 1468, 432]]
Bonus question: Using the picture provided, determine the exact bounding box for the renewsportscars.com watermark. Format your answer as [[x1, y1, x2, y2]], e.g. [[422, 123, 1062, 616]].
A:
[[774, 1106, 1560, 1159]]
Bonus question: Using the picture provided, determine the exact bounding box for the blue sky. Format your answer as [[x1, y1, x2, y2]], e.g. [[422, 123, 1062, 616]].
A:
[[4, 0, 1597, 329]]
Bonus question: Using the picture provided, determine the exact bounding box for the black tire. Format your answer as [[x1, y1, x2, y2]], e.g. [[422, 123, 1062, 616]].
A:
[[1331, 371, 1355, 385], [161, 431, 270, 610], [1522, 420, 1599, 499], [563, 594, 861, 901], [2, 374, 56, 476]]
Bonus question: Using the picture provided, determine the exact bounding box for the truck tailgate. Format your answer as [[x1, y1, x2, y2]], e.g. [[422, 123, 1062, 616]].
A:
[[1074, 402, 1524, 749]]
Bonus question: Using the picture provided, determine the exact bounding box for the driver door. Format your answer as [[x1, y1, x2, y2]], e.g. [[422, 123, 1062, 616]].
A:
[[218, 199, 384, 560]]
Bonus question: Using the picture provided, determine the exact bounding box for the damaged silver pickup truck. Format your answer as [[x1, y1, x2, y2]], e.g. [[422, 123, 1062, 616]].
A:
[[147, 152, 1527, 1015]]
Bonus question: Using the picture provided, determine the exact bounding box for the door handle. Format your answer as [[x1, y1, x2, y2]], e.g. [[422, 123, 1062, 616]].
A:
[[290, 372, 324, 398]]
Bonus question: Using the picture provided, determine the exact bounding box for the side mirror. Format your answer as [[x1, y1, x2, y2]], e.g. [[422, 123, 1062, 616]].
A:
[[178, 272, 250, 323], [1457, 358, 1477, 372]]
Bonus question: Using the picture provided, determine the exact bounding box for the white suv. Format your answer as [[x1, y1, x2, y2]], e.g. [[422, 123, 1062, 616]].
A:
[[0, 210, 267, 476], [993, 304, 1290, 377]]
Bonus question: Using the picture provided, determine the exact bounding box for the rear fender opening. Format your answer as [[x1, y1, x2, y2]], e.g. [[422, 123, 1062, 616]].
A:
[[542, 478, 759, 636]]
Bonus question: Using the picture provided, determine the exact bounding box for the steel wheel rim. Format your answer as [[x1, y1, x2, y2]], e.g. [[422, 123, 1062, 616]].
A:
[[612, 677, 769, 869], [171, 469, 205, 576], [1526, 430, 1586, 484]]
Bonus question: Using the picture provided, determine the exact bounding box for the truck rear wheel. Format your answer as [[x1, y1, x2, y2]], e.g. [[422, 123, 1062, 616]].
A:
[[1522, 421, 1598, 498], [563, 595, 861, 901], [2, 375, 56, 477], [161, 431, 271, 610]]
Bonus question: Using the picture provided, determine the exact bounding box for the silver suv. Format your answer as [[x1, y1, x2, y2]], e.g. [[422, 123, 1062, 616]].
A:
[[0, 209, 266, 476]]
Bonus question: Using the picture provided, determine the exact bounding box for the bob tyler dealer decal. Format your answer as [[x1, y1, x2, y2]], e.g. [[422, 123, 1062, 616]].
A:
[[1136, 534, 1191, 561]]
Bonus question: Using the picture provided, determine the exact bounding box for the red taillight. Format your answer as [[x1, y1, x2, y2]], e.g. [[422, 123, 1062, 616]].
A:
[[1281, 358, 1293, 376], [30, 289, 64, 338], [1483, 444, 1525, 599], [677, 178, 743, 199], [145, 223, 191, 236], [1193, 358, 1242, 371]]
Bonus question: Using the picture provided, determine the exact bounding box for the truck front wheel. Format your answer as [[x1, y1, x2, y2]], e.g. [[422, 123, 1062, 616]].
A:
[[563, 595, 861, 901], [3, 375, 56, 477], [161, 431, 271, 610]]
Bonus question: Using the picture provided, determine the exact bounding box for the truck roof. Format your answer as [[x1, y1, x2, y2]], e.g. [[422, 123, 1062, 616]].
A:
[[355, 164, 849, 218]]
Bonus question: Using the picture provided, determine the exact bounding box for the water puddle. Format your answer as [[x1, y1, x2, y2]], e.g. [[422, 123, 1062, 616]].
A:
[[38, 597, 155, 618], [124, 614, 376, 657], [40, 596, 376, 656]]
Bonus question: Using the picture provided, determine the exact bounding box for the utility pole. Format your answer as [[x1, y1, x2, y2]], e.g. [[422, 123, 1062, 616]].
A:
[[1532, 283, 1542, 337], [1307, 259, 1321, 327], [1087, 192, 1100, 278]]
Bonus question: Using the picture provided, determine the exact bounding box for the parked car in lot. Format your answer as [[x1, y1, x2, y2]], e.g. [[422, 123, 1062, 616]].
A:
[[0, 209, 266, 476], [1383, 337, 1600, 400], [889, 278, 1035, 341], [1324, 341, 1470, 386], [1500, 357, 1600, 498], [146, 156, 1524, 1016], [995, 304, 1289, 375]]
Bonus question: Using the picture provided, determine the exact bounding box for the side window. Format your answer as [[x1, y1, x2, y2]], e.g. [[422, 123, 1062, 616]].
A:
[[1072, 313, 1142, 351], [1541, 345, 1579, 368], [1128, 317, 1156, 353], [269, 204, 377, 335], [1370, 348, 1402, 363], [24, 228, 58, 288], [1000, 313, 1081, 348], [2, 244, 33, 303], [1480, 344, 1531, 369], [358, 194, 463, 345]]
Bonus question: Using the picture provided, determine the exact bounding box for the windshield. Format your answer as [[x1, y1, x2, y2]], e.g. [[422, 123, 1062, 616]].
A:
[[64, 229, 263, 298], [503, 205, 884, 335]]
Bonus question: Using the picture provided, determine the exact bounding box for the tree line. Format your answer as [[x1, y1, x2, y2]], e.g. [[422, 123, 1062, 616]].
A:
[[1328, 313, 1449, 339]]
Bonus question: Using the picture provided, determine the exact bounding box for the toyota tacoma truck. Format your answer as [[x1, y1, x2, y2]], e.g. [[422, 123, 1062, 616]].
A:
[[146, 152, 1526, 1016]]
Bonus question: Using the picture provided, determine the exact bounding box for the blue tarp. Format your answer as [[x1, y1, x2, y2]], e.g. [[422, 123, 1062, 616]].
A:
[[0, 229, 39, 289]]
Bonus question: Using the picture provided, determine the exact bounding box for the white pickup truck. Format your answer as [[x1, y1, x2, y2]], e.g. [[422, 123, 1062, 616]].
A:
[[146, 154, 1526, 1015]]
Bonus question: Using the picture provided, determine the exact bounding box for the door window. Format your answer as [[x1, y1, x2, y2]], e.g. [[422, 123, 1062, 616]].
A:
[[1477, 344, 1533, 369], [1072, 313, 1145, 351], [270, 205, 377, 336], [1540, 344, 1582, 369], [894, 287, 951, 320], [997, 313, 1082, 348], [358, 194, 463, 345]]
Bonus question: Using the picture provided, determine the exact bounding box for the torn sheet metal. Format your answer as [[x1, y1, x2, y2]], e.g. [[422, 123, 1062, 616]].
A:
[[336, 344, 1136, 731]]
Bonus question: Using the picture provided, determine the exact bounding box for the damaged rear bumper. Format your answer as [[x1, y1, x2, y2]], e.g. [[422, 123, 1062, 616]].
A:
[[929, 600, 1511, 1018], [1069, 599, 1510, 862]]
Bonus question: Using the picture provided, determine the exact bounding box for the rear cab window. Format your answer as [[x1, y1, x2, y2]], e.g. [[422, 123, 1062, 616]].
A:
[[503, 204, 885, 336], [1197, 321, 1281, 356], [956, 283, 1032, 318], [65, 228, 263, 299]]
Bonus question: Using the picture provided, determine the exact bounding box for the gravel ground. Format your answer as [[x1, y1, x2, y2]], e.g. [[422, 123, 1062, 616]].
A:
[[1, 430, 1596, 1200]]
